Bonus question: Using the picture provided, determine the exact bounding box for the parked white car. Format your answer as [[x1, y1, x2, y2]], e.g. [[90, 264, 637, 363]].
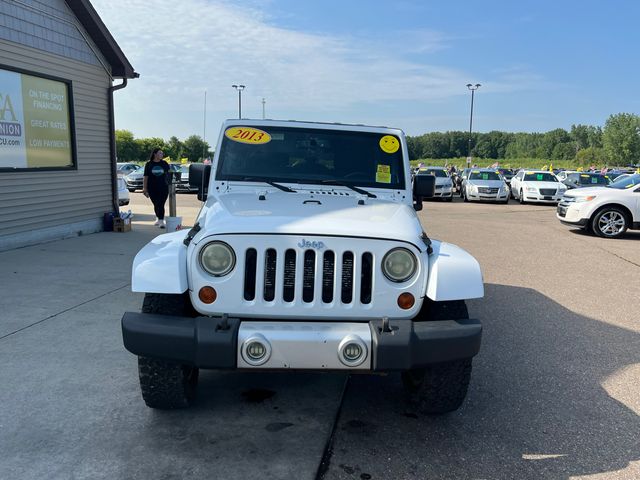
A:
[[462, 169, 509, 203], [510, 170, 566, 204], [117, 175, 130, 206], [557, 174, 640, 238], [417, 166, 454, 201], [121, 119, 484, 414]]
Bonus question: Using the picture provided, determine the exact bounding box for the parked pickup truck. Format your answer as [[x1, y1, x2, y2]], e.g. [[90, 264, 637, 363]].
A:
[[121, 120, 484, 414]]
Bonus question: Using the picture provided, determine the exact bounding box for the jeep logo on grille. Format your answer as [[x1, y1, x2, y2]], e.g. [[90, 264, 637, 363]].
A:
[[298, 239, 325, 249]]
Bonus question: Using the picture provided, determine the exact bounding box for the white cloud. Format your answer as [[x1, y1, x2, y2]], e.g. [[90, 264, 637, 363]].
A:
[[91, 0, 549, 138]]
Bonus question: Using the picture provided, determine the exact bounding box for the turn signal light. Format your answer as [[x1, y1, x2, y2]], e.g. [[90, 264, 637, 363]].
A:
[[397, 293, 415, 310], [199, 286, 217, 304]]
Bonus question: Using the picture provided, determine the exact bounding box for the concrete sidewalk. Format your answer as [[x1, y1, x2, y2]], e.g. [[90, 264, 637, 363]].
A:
[[0, 222, 344, 480]]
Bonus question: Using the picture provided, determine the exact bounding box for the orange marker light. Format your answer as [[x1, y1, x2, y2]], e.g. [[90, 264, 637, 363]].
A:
[[199, 286, 217, 304], [397, 293, 415, 310]]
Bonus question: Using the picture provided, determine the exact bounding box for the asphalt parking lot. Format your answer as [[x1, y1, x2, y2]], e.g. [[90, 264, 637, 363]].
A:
[[1, 191, 638, 480]]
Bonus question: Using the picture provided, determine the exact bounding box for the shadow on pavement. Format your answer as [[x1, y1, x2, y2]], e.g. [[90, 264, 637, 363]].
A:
[[324, 283, 640, 479]]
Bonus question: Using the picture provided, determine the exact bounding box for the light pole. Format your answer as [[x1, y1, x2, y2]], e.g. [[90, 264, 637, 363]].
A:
[[466, 83, 481, 165], [232, 84, 245, 119]]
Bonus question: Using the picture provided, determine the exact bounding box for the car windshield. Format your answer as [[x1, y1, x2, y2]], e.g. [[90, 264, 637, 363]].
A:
[[470, 171, 501, 181], [524, 172, 557, 182], [216, 126, 405, 189], [576, 174, 608, 185], [608, 173, 640, 189], [419, 169, 448, 178]]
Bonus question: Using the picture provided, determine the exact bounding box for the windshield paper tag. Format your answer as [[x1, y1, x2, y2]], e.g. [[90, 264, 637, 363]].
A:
[[379, 135, 399, 154], [225, 127, 271, 145], [482, 174, 489, 180], [536, 174, 543, 180], [376, 165, 391, 183]]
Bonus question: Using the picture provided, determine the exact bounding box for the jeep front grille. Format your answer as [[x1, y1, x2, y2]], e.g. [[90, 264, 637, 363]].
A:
[[243, 248, 373, 305]]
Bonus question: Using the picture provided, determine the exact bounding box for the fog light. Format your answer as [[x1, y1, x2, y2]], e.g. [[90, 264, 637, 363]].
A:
[[338, 335, 368, 367], [199, 286, 217, 304], [241, 334, 271, 366], [397, 292, 415, 310], [343, 343, 362, 362], [246, 341, 267, 361]]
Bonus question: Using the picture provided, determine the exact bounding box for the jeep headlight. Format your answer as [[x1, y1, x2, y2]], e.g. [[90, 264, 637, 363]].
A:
[[199, 241, 236, 276], [382, 248, 417, 283]]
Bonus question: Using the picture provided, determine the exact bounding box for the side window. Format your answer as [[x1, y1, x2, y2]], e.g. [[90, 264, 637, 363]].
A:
[[516, 172, 524, 180]]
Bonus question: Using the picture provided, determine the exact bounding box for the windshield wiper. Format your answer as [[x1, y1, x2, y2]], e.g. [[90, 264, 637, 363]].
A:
[[237, 177, 296, 193], [320, 180, 377, 198]]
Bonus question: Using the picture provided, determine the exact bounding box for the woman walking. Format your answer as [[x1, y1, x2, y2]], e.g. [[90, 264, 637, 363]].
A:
[[142, 148, 170, 228]]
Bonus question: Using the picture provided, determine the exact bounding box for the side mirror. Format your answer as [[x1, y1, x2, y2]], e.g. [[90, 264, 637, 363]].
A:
[[413, 174, 436, 199], [189, 164, 211, 201]]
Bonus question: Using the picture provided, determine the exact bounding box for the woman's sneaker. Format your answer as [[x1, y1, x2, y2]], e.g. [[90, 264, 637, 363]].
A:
[[159, 219, 166, 229], [154, 218, 160, 226]]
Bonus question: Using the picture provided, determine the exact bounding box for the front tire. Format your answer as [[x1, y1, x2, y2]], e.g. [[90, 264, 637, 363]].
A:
[[402, 300, 473, 414], [137, 293, 199, 409], [591, 207, 629, 238], [519, 190, 525, 204]]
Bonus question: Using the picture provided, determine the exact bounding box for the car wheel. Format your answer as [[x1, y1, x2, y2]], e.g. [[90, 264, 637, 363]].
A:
[[591, 207, 629, 239], [519, 190, 525, 204], [128, 188, 136, 193], [445, 195, 453, 202], [401, 300, 473, 414], [463, 190, 468, 202], [137, 293, 199, 409]]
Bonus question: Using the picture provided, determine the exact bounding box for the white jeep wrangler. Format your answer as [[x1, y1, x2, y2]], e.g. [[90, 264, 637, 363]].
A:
[[122, 120, 484, 414]]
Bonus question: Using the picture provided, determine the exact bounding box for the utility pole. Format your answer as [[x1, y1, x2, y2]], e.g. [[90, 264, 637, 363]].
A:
[[232, 84, 245, 119], [202, 90, 207, 162], [466, 83, 481, 166], [262, 97, 266, 119]]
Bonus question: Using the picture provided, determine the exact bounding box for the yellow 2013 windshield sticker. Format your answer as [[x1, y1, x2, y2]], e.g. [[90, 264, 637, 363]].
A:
[[376, 164, 391, 183], [225, 127, 271, 145], [379, 135, 399, 154]]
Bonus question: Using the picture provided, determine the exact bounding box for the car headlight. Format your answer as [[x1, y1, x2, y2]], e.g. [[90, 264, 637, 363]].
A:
[[469, 184, 478, 193], [199, 241, 236, 276], [526, 186, 537, 192], [382, 248, 417, 283], [574, 195, 596, 203]]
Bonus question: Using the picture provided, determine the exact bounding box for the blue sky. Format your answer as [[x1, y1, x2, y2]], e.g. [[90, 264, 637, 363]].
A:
[[92, 0, 640, 141]]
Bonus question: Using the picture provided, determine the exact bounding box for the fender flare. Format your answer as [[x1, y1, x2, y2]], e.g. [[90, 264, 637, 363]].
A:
[[131, 231, 189, 293], [425, 240, 484, 301]]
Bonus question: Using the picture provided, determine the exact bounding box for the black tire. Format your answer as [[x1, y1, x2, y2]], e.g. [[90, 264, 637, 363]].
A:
[[128, 188, 136, 193], [591, 207, 629, 239], [445, 195, 453, 202], [137, 293, 199, 409], [402, 300, 473, 414], [463, 190, 468, 202], [519, 189, 525, 204]]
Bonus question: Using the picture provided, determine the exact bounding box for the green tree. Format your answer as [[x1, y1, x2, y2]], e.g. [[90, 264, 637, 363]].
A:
[[602, 113, 640, 164], [164, 136, 185, 162], [114, 129, 140, 162], [183, 135, 211, 162], [136, 137, 167, 162], [576, 146, 606, 166]]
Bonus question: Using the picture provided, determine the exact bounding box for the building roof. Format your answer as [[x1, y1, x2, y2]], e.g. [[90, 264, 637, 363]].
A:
[[65, 0, 138, 79]]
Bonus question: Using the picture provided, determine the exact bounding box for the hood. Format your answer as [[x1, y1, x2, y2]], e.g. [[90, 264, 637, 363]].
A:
[[198, 192, 424, 248], [434, 177, 452, 186], [467, 180, 505, 188], [523, 181, 563, 189], [564, 186, 609, 197], [126, 171, 144, 180]]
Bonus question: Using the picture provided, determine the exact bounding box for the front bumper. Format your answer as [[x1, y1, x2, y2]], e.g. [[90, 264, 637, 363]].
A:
[[121, 313, 482, 371], [523, 192, 563, 203], [467, 192, 508, 202]]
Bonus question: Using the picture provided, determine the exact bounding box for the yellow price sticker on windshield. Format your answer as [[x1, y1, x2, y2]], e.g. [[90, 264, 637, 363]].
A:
[[225, 127, 271, 145], [376, 164, 391, 183], [379, 135, 399, 154]]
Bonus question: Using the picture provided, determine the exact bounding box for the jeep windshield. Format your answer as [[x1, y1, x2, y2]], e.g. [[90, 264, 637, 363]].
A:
[[216, 126, 405, 190]]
